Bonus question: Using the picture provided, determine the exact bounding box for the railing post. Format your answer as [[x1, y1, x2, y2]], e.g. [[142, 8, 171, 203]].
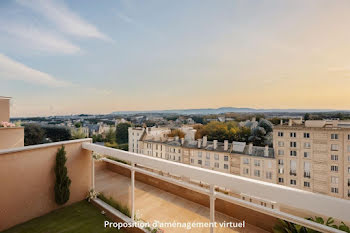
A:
[[210, 184, 216, 233], [131, 162, 135, 221]]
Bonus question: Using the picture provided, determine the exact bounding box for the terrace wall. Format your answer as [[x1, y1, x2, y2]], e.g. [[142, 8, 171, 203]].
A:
[[0, 98, 10, 122], [0, 139, 92, 231], [0, 127, 24, 150]]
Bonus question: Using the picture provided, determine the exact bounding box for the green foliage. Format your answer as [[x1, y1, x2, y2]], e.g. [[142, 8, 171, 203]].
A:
[[105, 142, 129, 151], [42, 126, 71, 142], [98, 193, 131, 217], [54, 146, 71, 205], [71, 128, 86, 139], [304, 113, 311, 120], [274, 217, 350, 233], [24, 124, 45, 146], [167, 129, 185, 138], [116, 122, 131, 144], [74, 122, 82, 128], [105, 128, 116, 143], [195, 121, 251, 142], [92, 134, 103, 143]]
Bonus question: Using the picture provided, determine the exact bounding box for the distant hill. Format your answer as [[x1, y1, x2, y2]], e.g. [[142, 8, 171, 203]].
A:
[[111, 107, 346, 115]]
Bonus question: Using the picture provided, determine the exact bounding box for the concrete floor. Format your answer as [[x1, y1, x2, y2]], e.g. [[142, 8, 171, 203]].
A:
[[95, 167, 269, 233]]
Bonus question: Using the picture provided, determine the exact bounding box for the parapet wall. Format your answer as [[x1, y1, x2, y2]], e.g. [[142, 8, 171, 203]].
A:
[[0, 127, 24, 150], [0, 139, 92, 231]]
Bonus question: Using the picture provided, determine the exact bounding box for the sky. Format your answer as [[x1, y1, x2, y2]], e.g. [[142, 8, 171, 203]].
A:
[[1, 0, 350, 117]]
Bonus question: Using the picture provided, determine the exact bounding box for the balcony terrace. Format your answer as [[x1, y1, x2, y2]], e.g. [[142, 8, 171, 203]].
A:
[[1, 139, 349, 233]]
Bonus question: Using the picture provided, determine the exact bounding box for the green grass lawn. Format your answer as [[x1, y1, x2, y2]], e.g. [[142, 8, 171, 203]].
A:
[[2, 201, 123, 233]]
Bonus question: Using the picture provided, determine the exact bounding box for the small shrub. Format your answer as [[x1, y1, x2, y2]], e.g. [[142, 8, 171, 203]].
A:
[[54, 146, 71, 205], [98, 193, 131, 217]]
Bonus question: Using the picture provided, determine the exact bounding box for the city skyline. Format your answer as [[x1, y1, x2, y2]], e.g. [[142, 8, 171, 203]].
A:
[[1, 0, 350, 117]]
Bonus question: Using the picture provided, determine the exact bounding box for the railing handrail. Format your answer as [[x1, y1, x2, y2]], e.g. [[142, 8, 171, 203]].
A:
[[82, 142, 350, 224]]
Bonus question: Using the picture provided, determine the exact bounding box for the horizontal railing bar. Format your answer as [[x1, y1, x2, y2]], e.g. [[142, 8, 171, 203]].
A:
[[215, 193, 344, 233], [101, 157, 210, 196], [84, 142, 350, 223]]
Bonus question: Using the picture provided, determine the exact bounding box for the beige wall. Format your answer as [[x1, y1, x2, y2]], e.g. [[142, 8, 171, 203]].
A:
[[0, 139, 92, 231], [0, 127, 24, 150], [0, 98, 10, 122]]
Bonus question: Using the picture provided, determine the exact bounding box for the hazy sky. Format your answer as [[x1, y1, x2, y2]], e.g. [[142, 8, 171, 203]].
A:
[[1, 0, 350, 117]]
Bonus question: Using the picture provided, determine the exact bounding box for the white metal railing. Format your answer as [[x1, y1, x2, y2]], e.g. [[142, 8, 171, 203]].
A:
[[83, 142, 349, 233]]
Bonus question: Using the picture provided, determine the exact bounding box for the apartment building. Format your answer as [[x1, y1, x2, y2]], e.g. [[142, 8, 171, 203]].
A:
[[273, 119, 350, 200], [129, 127, 170, 154], [134, 127, 277, 184]]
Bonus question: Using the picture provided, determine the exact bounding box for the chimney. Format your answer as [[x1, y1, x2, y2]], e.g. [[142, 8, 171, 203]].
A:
[[248, 143, 253, 155], [280, 119, 283, 125], [181, 138, 185, 145], [224, 140, 228, 151], [213, 140, 218, 150], [198, 139, 202, 148], [288, 119, 292, 126], [264, 145, 269, 157], [252, 117, 256, 122], [203, 136, 207, 147]]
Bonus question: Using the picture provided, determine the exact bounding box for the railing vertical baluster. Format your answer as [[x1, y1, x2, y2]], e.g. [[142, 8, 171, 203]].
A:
[[131, 162, 135, 221], [210, 184, 216, 233]]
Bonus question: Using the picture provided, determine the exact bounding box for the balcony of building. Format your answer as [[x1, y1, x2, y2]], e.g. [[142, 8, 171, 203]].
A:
[[1, 140, 350, 233]]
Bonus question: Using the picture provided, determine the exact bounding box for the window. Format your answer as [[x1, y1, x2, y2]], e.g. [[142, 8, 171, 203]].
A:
[[290, 132, 296, 138], [278, 167, 284, 174], [348, 134, 350, 140], [304, 152, 310, 158], [290, 150, 297, 156], [224, 155, 229, 161], [331, 134, 339, 140], [331, 187, 339, 193], [214, 154, 219, 160], [290, 141, 297, 147], [243, 158, 249, 164], [206, 153, 210, 159], [304, 182, 310, 187], [278, 132, 284, 137], [347, 145, 350, 152], [224, 164, 229, 169], [348, 167, 350, 174], [331, 176, 339, 184], [254, 160, 261, 166], [348, 156, 350, 162], [278, 150, 284, 156], [290, 179, 296, 185], [278, 159, 284, 165], [254, 170, 260, 177], [198, 160, 202, 165], [178, 149, 181, 153], [214, 162, 219, 168], [205, 160, 210, 167], [331, 165, 338, 172], [243, 168, 249, 174], [190, 159, 194, 164], [304, 142, 311, 149], [290, 160, 297, 175], [278, 141, 284, 147], [331, 155, 338, 161], [267, 161, 272, 169], [266, 172, 272, 179], [304, 133, 310, 138], [198, 152, 202, 158], [331, 144, 339, 151], [278, 177, 284, 183]]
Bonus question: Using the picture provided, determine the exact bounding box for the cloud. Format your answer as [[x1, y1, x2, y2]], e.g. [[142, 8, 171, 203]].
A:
[[0, 23, 80, 54], [16, 0, 111, 41], [0, 53, 71, 87]]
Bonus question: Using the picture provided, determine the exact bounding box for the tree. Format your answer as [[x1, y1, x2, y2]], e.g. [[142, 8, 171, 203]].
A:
[[258, 119, 273, 134], [304, 113, 311, 121], [24, 124, 45, 146], [116, 122, 131, 144], [74, 122, 82, 128], [54, 146, 71, 205], [71, 128, 86, 139], [167, 129, 185, 138], [42, 126, 71, 142], [249, 127, 266, 146], [105, 128, 116, 143]]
